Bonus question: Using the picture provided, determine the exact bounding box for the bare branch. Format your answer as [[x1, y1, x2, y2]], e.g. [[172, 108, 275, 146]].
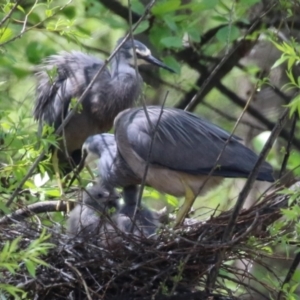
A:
[[0, 200, 68, 225]]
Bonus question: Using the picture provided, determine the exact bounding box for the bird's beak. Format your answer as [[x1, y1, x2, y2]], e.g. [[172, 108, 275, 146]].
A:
[[67, 150, 88, 188], [144, 55, 176, 73], [108, 193, 120, 201]]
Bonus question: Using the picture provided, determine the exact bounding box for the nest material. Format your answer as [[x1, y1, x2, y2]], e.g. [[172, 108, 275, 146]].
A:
[[1, 182, 299, 300]]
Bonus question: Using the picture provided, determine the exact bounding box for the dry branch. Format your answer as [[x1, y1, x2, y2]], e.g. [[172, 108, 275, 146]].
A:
[[1, 181, 299, 299]]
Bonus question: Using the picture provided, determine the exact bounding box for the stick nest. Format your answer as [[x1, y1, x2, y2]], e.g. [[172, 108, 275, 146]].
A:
[[1, 181, 299, 300]]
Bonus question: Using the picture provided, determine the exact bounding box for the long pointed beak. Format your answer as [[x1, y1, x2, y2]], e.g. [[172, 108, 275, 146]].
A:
[[144, 55, 176, 73], [67, 150, 88, 188]]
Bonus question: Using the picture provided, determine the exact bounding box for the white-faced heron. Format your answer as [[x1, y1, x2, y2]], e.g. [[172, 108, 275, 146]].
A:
[[67, 184, 120, 239], [76, 106, 274, 227], [34, 38, 175, 175]]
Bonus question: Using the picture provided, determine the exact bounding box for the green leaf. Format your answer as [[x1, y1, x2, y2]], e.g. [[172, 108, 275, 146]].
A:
[[61, 6, 76, 19], [0, 28, 13, 43], [134, 20, 149, 34], [45, 9, 53, 17], [165, 194, 179, 207], [182, 0, 218, 11], [2, 3, 13, 13], [28, 12, 41, 24], [187, 27, 201, 43], [131, 0, 145, 14], [240, 0, 260, 5], [24, 259, 36, 277], [286, 94, 300, 117], [25, 42, 43, 64], [44, 188, 60, 197], [287, 56, 296, 70], [271, 55, 288, 69], [211, 15, 229, 23], [163, 56, 181, 74], [160, 36, 182, 48], [152, 0, 181, 15], [216, 25, 240, 43], [163, 15, 178, 31], [0, 284, 26, 299], [17, 5, 25, 14]]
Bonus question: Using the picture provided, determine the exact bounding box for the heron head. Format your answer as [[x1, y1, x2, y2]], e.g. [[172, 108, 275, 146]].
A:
[[117, 38, 176, 73], [83, 184, 120, 211], [81, 134, 115, 165]]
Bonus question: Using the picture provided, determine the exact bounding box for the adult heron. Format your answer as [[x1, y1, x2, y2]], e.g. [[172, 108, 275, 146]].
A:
[[77, 106, 274, 227], [34, 38, 175, 176]]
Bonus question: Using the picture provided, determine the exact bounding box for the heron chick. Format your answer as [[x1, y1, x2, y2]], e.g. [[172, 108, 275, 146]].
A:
[[76, 106, 274, 227], [67, 184, 120, 241]]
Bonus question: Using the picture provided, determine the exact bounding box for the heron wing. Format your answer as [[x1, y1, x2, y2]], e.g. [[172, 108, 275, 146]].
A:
[[115, 106, 274, 182], [34, 51, 110, 130]]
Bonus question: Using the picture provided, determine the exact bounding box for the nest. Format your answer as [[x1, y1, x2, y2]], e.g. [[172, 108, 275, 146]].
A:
[[1, 181, 299, 300]]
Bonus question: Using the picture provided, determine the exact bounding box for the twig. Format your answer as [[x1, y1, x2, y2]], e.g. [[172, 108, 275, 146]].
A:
[[0, 0, 23, 28], [0, 0, 73, 47], [277, 252, 300, 300], [279, 113, 297, 178], [6, 1, 155, 207], [184, 2, 276, 112], [206, 108, 289, 291], [99, 0, 140, 23], [0, 200, 69, 225], [219, 274, 269, 300], [215, 82, 300, 150], [202, 101, 265, 131], [65, 261, 93, 300]]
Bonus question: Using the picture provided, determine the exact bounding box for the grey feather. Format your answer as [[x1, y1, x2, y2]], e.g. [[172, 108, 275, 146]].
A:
[[34, 39, 174, 173], [115, 106, 274, 181], [116, 185, 160, 237], [67, 184, 120, 240]]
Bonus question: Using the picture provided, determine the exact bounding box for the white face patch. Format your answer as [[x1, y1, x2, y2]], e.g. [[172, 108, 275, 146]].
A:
[[127, 47, 152, 66], [136, 47, 151, 57]]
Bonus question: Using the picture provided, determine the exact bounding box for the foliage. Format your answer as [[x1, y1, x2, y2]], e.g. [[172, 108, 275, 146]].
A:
[[0, 0, 300, 298], [0, 229, 55, 299]]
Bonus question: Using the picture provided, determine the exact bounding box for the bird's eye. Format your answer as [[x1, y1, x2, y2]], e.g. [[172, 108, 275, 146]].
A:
[[97, 193, 103, 198]]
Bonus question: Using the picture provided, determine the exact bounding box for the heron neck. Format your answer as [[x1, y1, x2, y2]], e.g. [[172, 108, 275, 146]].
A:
[[111, 54, 137, 78]]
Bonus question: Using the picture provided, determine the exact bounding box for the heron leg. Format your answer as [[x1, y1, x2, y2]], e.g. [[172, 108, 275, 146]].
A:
[[52, 149, 70, 212], [173, 180, 196, 228]]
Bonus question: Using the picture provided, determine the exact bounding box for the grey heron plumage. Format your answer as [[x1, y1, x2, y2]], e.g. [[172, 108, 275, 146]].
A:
[[76, 106, 274, 226], [34, 38, 175, 174], [117, 185, 160, 237], [67, 184, 120, 238], [67, 184, 159, 240]]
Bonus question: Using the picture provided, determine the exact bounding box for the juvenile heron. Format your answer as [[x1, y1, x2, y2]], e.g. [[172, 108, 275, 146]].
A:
[[34, 38, 175, 175], [67, 184, 159, 240], [67, 184, 120, 239], [77, 106, 274, 227], [117, 185, 160, 237]]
